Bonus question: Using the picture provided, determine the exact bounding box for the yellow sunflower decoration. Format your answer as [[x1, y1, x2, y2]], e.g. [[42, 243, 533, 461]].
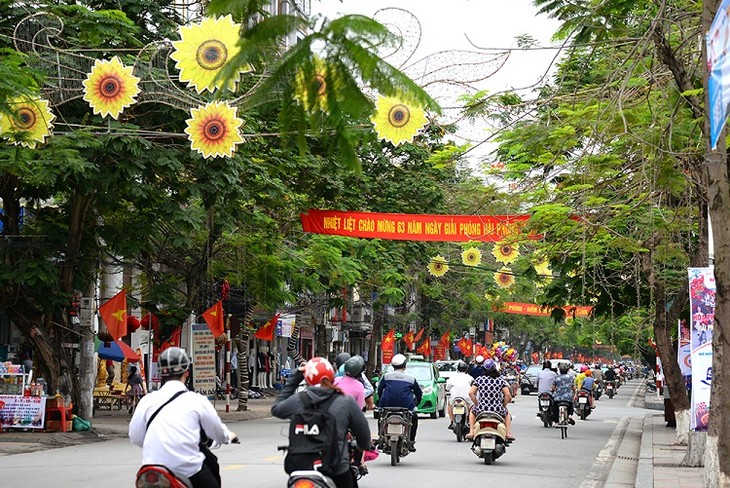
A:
[[0, 96, 55, 148], [534, 259, 553, 286], [370, 95, 427, 145], [428, 255, 449, 277], [184, 101, 244, 159], [82, 56, 141, 119], [494, 267, 515, 289], [461, 247, 482, 267], [492, 241, 520, 265], [294, 56, 333, 113], [170, 15, 248, 94]]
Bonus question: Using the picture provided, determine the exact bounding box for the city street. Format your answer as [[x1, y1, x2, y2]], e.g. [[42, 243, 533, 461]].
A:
[[3, 381, 650, 488]]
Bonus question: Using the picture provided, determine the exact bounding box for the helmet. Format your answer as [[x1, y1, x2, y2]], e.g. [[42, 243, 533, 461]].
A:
[[580, 365, 589, 373], [542, 361, 552, 369], [483, 359, 497, 372], [558, 362, 571, 373], [585, 369, 593, 377], [457, 361, 468, 372], [335, 352, 351, 369], [158, 347, 191, 377], [391, 354, 407, 368], [303, 357, 335, 386], [344, 355, 365, 378], [475, 355, 485, 364]]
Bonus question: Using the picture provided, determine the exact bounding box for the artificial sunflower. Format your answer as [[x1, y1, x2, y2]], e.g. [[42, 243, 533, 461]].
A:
[[370, 95, 427, 145], [82, 56, 141, 119], [184, 101, 244, 158], [534, 259, 553, 286], [494, 267, 515, 289], [461, 247, 482, 267], [170, 15, 249, 94], [492, 241, 520, 265], [0, 96, 55, 148], [428, 255, 449, 277], [293, 56, 333, 113]]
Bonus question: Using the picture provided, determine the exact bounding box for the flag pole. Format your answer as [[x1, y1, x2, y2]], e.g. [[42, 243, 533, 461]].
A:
[[225, 315, 231, 413]]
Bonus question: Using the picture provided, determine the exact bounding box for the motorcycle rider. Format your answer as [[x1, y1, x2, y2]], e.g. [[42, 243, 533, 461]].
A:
[[467, 359, 515, 441], [604, 364, 617, 390], [552, 362, 576, 425], [129, 347, 238, 488], [272, 356, 371, 488], [335, 355, 367, 409], [335, 352, 375, 410], [377, 353, 423, 451], [445, 360, 473, 430], [468, 355, 487, 379], [535, 360, 557, 417], [577, 369, 596, 409]]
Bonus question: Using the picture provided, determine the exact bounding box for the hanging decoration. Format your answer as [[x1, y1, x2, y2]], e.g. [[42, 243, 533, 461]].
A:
[[184, 100, 244, 158], [461, 247, 482, 267], [82, 56, 141, 119], [170, 15, 248, 94], [492, 241, 520, 265], [428, 255, 449, 277], [294, 56, 334, 113], [494, 267, 515, 289], [533, 259, 553, 286], [0, 96, 55, 148], [370, 95, 427, 145]]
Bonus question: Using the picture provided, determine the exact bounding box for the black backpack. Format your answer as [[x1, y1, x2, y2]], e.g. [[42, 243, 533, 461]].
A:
[[284, 391, 340, 475]]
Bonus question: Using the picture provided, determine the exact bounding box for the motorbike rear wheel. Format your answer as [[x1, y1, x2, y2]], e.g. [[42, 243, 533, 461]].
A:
[[484, 452, 494, 465], [455, 422, 463, 442], [580, 407, 587, 420], [390, 439, 398, 466], [542, 412, 550, 428]]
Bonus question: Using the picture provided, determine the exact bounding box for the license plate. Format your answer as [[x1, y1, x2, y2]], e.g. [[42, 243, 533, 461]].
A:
[[454, 406, 466, 414], [386, 423, 405, 435], [480, 437, 496, 450], [540, 400, 550, 406], [579, 397, 588, 404]]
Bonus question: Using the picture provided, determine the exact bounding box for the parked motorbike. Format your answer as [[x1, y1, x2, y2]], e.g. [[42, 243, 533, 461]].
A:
[[376, 407, 413, 466], [451, 396, 469, 442], [135, 465, 193, 488], [470, 411, 509, 465], [537, 392, 553, 428], [605, 380, 616, 399], [575, 390, 592, 420], [554, 400, 572, 439]]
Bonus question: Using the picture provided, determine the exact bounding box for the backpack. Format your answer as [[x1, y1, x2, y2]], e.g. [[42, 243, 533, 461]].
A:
[[284, 391, 340, 475]]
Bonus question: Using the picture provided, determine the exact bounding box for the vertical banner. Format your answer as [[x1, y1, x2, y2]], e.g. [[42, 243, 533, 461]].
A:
[[677, 319, 692, 377], [191, 323, 216, 398], [707, 0, 730, 149], [688, 267, 715, 430]]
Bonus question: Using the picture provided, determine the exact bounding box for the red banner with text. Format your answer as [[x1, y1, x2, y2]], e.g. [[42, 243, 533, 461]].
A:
[[300, 209, 539, 242], [499, 302, 593, 317]]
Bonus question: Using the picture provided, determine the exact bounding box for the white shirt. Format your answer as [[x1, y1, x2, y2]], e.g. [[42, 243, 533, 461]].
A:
[[446, 372, 474, 405], [537, 368, 557, 394], [129, 380, 233, 478]]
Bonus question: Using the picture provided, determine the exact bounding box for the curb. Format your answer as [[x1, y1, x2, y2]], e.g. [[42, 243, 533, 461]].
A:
[[634, 414, 654, 488]]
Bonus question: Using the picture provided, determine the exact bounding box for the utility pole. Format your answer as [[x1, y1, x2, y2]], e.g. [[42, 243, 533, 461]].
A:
[[78, 295, 96, 422]]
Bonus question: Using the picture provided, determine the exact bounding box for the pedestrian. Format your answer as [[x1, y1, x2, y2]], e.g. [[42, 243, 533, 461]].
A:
[[125, 365, 145, 414], [105, 359, 115, 387]]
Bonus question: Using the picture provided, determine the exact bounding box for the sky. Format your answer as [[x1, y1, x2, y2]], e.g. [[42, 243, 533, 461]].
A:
[[312, 0, 562, 165]]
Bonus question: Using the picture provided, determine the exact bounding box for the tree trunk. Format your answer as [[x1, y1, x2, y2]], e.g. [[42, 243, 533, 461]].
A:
[[236, 310, 254, 412]]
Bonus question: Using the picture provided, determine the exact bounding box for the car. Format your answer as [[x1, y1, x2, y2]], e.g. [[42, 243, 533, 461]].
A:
[[379, 359, 447, 418], [435, 360, 462, 382], [520, 364, 541, 395]]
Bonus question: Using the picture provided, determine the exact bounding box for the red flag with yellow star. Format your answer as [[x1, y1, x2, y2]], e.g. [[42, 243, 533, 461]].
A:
[[439, 330, 451, 349], [413, 328, 425, 343], [254, 313, 279, 341], [202, 300, 225, 338], [99, 290, 127, 341], [403, 330, 415, 350], [382, 329, 396, 352], [416, 336, 431, 357]]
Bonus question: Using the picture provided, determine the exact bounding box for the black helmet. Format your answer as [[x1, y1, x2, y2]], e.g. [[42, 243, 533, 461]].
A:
[[543, 361, 552, 369], [158, 347, 191, 377], [457, 361, 468, 372], [344, 355, 365, 377], [335, 352, 351, 369]]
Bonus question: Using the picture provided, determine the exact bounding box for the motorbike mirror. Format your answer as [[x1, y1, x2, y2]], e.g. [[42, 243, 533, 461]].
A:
[[436, 377, 446, 383]]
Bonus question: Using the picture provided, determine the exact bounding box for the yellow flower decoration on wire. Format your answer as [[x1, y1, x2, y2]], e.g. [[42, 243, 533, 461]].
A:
[[494, 267, 515, 289], [294, 56, 334, 113], [534, 259, 553, 286], [170, 15, 249, 94], [428, 255, 449, 277], [461, 247, 482, 267], [0, 96, 55, 148], [370, 95, 427, 145], [184, 101, 244, 158], [82, 56, 141, 119], [492, 241, 520, 265]]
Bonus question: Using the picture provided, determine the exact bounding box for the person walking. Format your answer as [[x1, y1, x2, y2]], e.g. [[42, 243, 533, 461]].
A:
[[124, 365, 145, 414]]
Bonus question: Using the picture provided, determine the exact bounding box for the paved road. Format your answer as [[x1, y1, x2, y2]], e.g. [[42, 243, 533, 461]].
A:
[[3, 381, 649, 488]]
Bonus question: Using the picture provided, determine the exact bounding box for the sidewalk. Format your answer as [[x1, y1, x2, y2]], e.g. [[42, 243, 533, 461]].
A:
[[0, 392, 277, 456]]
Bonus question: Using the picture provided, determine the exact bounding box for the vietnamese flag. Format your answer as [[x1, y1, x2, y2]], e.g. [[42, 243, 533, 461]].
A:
[[403, 330, 415, 350], [413, 328, 425, 343], [382, 329, 396, 352], [99, 290, 127, 341], [254, 313, 280, 341], [416, 336, 431, 357], [439, 330, 450, 349], [202, 300, 225, 338]]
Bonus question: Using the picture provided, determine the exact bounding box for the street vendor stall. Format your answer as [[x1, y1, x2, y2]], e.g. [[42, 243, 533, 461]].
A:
[[0, 361, 46, 430]]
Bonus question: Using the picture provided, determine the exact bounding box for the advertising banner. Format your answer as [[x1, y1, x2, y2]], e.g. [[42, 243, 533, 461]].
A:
[[300, 209, 539, 242], [0, 395, 46, 429], [707, 0, 730, 149], [688, 267, 715, 430], [677, 319, 692, 377], [498, 302, 592, 318], [191, 323, 216, 398]]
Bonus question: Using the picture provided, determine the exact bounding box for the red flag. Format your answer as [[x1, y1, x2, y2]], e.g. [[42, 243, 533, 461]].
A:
[[254, 313, 279, 341], [99, 290, 127, 341], [413, 328, 425, 342], [439, 330, 450, 349], [202, 300, 225, 338], [382, 329, 396, 352], [416, 337, 431, 356], [403, 330, 415, 350], [160, 327, 182, 353]]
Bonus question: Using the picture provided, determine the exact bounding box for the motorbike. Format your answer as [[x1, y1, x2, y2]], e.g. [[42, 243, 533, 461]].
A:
[[537, 392, 553, 428], [554, 400, 572, 439], [594, 382, 603, 400], [575, 390, 592, 420], [605, 380, 616, 399], [277, 439, 368, 488], [470, 411, 509, 465], [376, 407, 413, 466], [451, 396, 469, 442], [135, 465, 192, 488]]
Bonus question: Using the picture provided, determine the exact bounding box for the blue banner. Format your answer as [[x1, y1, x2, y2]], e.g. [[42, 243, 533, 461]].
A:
[[707, 0, 730, 149]]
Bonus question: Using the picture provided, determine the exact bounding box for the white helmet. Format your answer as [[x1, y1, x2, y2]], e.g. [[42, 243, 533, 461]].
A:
[[475, 355, 485, 364], [391, 354, 407, 368], [158, 347, 191, 377]]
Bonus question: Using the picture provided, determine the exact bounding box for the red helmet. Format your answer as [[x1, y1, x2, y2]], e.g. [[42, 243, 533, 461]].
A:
[[303, 357, 335, 386]]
